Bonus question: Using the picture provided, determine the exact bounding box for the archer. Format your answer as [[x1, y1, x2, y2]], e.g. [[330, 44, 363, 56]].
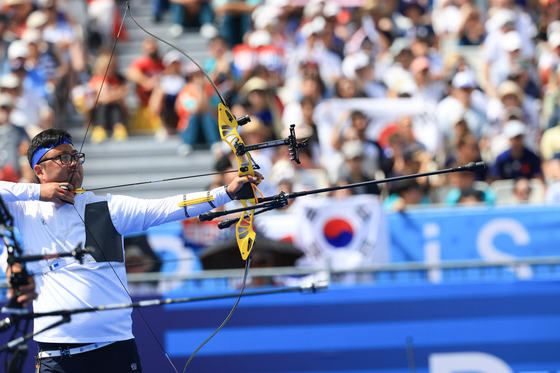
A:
[[0, 128, 260, 373]]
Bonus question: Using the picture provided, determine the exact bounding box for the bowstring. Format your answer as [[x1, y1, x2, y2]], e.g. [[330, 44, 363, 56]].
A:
[[70, 206, 179, 373], [126, 4, 259, 371], [65, 5, 180, 373], [182, 256, 251, 373]]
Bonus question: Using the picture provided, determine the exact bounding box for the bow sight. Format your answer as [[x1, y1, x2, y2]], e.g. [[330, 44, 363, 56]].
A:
[[234, 116, 309, 165]]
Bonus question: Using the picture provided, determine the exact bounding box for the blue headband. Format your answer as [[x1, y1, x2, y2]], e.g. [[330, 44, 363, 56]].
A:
[[31, 137, 74, 169]]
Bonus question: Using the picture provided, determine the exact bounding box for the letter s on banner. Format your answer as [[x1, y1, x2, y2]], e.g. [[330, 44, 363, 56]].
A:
[[476, 218, 532, 279], [429, 352, 513, 373]]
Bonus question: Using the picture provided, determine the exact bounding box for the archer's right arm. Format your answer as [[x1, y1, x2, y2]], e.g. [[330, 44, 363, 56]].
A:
[[0, 181, 75, 205]]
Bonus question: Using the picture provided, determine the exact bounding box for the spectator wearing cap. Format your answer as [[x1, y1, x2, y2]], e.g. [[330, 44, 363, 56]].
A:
[[0, 92, 33, 183], [486, 79, 539, 149], [490, 119, 542, 181], [481, 8, 536, 98], [24, 9, 69, 116], [540, 30, 560, 129], [285, 16, 342, 96], [5, 38, 51, 106], [40, 0, 88, 83], [148, 50, 188, 139], [238, 75, 283, 139], [318, 2, 346, 60], [398, 0, 429, 39], [337, 139, 381, 196], [485, 0, 537, 44], [237, 116, 277, 193], [432, 0, 461, 40], [436, 70, 489, 142], [487, 31, 527, 86], [538, 30, 560, 88], [383, 37, 415, 97], [456, 3, 486, 46], [341, 51, 386, 99], [0, 70, 47, 135], [495, 30, 540, 100], [20, 27, 61, 98], [409, 55, 445, 103]]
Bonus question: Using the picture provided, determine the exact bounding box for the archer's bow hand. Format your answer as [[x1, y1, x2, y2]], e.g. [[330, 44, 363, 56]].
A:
[[226, 172, 264, 200]]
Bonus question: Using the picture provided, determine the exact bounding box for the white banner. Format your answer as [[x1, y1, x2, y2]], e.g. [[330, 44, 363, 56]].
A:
[[313, 97, 441, 181]]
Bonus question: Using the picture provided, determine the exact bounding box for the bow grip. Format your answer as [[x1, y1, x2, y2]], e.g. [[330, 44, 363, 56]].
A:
[[234, 183, 256, 200]]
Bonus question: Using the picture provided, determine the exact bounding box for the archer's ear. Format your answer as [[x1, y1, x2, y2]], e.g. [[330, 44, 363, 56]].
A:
[[34, 164, 45, 183]]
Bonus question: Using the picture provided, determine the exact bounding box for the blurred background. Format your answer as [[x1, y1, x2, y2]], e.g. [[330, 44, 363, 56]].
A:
[[1, 0, 560, 371]]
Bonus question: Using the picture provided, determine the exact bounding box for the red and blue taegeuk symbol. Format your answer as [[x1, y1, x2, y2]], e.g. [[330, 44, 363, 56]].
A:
[[323, 218, 353, 247]]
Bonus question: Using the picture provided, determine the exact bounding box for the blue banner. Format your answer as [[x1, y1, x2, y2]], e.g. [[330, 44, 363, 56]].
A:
[[387, 204, 560, 263]]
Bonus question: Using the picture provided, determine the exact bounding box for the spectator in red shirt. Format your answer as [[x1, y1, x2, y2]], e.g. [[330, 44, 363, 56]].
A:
[[175, 62, 221, 156], [89, 50, 128, 143], [125, 37, 165, 133]]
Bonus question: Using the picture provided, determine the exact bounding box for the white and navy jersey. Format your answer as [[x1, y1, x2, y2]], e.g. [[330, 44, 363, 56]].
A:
[[0, 181, 232, 343]]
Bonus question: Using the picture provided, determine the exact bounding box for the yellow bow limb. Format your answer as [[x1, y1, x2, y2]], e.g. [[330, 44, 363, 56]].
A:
[[217, 103, 258, 260]]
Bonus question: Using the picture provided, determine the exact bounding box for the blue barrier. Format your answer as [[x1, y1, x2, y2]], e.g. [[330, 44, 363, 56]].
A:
[[7, 280, 552, 372], [137, 280, 560, 372]]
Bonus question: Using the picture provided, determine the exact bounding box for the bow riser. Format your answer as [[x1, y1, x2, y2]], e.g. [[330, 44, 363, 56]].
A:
[[217, 103, 258, 259]]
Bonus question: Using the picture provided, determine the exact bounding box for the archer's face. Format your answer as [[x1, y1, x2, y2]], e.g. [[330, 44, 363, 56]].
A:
[[34, 143, 84, 189]]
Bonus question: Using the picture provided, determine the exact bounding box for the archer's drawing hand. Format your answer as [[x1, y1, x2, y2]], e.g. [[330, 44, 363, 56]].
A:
[[40, 182, 75, 207]]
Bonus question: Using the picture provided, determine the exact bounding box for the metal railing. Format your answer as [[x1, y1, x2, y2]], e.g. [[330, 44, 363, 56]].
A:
[[125, 256, 560, 292]]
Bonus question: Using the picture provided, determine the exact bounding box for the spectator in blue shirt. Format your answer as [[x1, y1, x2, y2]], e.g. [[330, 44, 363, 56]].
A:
[[491, 120, 542, 180]]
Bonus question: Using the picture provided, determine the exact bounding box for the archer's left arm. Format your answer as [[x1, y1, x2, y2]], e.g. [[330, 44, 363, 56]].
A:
[[109, 174, 261, 234], [108, 185, 233, 235]]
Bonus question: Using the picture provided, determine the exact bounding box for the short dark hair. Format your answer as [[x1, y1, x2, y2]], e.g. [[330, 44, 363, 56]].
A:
[[27, 129, 73, 167], [459, 187, 484, 202]]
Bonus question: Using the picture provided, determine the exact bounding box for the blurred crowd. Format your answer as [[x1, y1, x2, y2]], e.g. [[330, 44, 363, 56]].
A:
[[3, 0, 560, 210]]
